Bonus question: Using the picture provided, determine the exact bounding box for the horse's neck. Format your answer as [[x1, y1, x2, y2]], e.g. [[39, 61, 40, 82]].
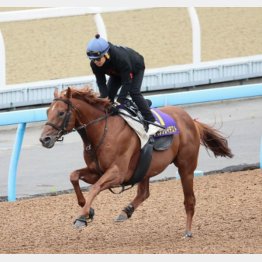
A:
[[76, 100, 103, 122], [74, 99, 106, 145]]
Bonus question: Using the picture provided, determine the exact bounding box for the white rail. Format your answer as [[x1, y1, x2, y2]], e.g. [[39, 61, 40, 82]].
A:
[[0, 30, 5, 88], [188, 7, 201, 64]]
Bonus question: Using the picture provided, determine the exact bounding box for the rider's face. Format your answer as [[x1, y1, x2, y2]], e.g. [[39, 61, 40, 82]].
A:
[[93, 56, 106, 67]]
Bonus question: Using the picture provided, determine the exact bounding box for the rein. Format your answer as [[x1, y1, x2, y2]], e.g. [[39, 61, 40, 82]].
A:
[[45, 97, 109, 177]]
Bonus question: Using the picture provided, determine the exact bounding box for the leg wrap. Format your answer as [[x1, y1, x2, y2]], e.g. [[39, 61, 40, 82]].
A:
[[122, 204, 135, 218]]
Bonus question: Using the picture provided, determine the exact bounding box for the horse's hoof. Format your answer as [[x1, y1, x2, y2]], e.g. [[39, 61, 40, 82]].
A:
[[183, 231, 193, 238], [73, 216, 87, 229], [73, 208, 95, 229], [114, 212, 128, 222]]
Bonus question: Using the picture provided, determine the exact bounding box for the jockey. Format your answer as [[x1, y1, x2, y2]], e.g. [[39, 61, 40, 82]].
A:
[[86, 34, 162, 134]]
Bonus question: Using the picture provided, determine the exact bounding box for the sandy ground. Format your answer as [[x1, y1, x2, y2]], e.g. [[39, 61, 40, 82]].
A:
[[0, 169, 261, 254], [0, 7, 262, 84]]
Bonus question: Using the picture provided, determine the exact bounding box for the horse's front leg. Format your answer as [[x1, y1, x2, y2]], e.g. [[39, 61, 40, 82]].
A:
[[70, 167, 100, 207], [73, 165, 123, 229], [115, 178, 150, 222]]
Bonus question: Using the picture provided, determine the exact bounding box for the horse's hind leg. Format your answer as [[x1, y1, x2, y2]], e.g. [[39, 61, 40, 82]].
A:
[[115, 178, 150, 222], [180, 170, 195, 238], [175, 161, 196, 238]]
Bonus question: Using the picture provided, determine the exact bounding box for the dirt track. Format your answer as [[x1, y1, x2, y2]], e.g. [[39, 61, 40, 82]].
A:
[[0, 169, 261, 254]]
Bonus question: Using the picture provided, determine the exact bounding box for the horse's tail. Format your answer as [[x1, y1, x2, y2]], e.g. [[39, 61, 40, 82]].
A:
[[194, 120, 234, 158]]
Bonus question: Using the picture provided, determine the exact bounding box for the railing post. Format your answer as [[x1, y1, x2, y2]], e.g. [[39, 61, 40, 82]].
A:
[[187, 7, 201, 64], [93, 13, 108, 40], [0, 30, 6, 88], [8, 123, 26, 201]]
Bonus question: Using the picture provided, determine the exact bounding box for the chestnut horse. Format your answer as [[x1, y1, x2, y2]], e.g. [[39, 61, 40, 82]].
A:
[[39, 86, 233, 237]]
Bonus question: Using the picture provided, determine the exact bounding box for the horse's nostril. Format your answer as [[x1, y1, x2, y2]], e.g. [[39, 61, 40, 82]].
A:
[[40, 136, 51, 144]]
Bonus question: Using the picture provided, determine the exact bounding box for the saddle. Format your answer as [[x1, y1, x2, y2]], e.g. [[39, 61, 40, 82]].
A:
[[113, 99, 178, 150], [111, 99, 179, 188], [116, 99, 149, 131]]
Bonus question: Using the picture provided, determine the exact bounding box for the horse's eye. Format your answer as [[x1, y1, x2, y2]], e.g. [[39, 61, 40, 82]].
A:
[[58, 111, 65, 117]]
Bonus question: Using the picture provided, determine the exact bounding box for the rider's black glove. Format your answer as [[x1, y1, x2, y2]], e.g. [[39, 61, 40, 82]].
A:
[[109, 104, 119, 115]]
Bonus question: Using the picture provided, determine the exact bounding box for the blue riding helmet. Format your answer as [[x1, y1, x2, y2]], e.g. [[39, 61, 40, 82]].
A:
[[86, 34, 110, 60]]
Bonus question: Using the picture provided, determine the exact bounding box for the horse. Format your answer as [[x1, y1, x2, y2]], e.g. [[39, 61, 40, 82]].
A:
[[39, 85, 233, 237]]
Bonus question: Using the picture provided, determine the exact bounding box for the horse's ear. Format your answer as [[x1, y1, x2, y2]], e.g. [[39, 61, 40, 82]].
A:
[[66, 87, 72, 99], [54, 87, 59, 98]]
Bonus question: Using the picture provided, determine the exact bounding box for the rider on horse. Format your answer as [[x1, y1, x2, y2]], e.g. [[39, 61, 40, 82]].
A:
[[86, 34, 162, 134]]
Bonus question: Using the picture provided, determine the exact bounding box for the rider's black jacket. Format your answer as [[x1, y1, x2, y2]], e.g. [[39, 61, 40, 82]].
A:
[[90, 42, 145, 98]]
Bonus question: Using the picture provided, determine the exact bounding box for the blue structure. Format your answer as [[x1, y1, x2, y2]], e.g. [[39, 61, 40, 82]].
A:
[[8, 123, 26, 201], [260, 137, 262, 169], [147, 83, 262, 107], [0, 108, 47, 201]]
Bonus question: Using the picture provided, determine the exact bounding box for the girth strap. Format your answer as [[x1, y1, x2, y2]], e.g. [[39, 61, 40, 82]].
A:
[[122, 136, 154, 186], [109, 136, 154, 194]]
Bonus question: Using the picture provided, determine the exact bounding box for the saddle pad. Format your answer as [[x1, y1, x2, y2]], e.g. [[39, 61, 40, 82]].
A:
[[118, 108, 179, 148], [151, 108, 179, 138], [118, 109, 151, 148]]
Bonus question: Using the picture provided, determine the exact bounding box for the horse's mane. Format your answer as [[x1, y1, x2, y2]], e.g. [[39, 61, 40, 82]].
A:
[[61, 85, 111, 108]]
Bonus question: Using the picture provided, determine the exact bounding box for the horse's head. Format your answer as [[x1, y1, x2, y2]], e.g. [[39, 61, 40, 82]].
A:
[[39, 87, 77, 148]]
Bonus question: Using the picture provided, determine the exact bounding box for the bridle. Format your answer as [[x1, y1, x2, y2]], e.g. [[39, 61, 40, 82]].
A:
[[45, 97, 109, 178], [45, 98, 73, 141], [45, 97, 109, 142]]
